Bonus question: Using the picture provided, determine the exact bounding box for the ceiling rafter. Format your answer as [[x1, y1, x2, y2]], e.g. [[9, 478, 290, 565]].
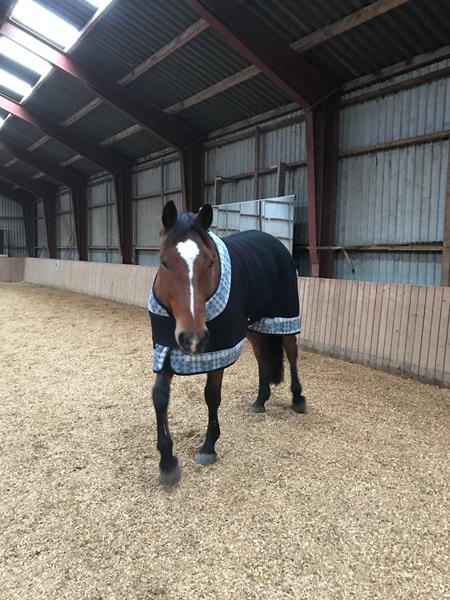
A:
[[62, 0, 411, 155], [185, 0, 335, 109], [0, 137, 86, 187], [0, 19, 203, 151], [0, 163, 56, 197], [0, 94, 127, 172], [0, 179, 34, 203]]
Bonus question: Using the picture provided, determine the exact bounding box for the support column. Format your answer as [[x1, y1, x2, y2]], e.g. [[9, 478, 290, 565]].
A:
[[181, 141, 204, 212], [21, 199, 36, 257], [305, 92, 340, 277], [43, 192, 57, 259], [70, 184, 88, 261], [113, 166, 133, 264], [442, 153, 450, 286]]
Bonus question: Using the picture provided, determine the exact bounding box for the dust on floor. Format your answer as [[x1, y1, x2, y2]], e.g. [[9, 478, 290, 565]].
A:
[[1, 283, 449, 600]]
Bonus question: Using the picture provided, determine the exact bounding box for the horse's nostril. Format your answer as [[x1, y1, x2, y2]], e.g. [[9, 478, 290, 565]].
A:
[[198, 329, 209, 351], [178, 331, 190, 351]]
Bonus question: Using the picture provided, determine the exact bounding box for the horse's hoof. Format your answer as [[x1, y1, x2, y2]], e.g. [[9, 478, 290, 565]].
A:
[[293, 396, 307, 414], [196, 452, 217, 466], [247, 403, 266, 414], [159, 460, 181, 487]]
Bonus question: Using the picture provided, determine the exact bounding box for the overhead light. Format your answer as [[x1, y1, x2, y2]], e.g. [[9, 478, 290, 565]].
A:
[[84, 0, 113, 8], [11, 0, 80, 49], [0, 117, 5, 128], [0, 69, 32, 97], [0, 37, 51, 76]]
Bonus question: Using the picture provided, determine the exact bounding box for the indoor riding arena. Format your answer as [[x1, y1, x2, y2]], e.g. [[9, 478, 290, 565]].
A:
[[0, 1, 449, 599]]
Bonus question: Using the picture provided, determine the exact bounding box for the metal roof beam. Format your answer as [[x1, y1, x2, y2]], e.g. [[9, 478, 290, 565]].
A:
[[0, 137, 86, 188], [0, 95, 127, 172], [0, 180, 33, 203], [185, 0, 335, 109], [0, 164, 57, 197], [1, 20, 203, 150]]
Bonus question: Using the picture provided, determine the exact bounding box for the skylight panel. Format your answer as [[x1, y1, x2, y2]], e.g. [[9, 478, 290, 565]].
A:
[[0, 69, 32, 97], [11, 0, 79, 49], [0, 37, 51, 76], [84, 0, 113, 8]]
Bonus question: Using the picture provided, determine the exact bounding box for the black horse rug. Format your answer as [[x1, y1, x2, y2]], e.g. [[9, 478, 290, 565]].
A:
[[149, 230, 300, 375]]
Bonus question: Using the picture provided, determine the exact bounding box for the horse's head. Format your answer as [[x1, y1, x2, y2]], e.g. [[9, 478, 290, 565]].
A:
[[155, 201, 219, 355]]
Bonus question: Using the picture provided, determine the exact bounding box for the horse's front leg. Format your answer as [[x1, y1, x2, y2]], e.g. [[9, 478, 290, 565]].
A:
[[152, 366, 181, 486], [196, 369, 224, 466]]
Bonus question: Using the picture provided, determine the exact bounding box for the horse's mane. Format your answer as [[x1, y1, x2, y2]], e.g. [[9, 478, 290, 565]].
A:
[[166, 212, 211, 246]]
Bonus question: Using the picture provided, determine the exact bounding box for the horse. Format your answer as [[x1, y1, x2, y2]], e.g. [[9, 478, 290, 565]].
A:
[[148, 200, 306, 485]]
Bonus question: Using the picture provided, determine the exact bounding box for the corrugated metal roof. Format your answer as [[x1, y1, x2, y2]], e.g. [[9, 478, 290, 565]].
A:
[[68, 102, 137, 143], [108, 129, 165, 159], [179, 74, 291, 132], [0, 0, 449, 187], [25, 70, 98, 123], [127, 28, 250, 108], [70, 0, 199, 81]]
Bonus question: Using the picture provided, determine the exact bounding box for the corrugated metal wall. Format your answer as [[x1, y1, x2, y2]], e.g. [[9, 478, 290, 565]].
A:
[[35, 200, 48, 258], [133, 156, 182, 266], [335, 60, 450, 284], [88, 178, 119, 263], [57, 190, 78, 261], [0, 194, 26, 257]]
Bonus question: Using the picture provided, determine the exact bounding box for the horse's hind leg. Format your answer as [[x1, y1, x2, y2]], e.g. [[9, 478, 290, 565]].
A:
[[247, 330, 271, 414], [283, 334, 306, 413], [196, 369, 224, 466]]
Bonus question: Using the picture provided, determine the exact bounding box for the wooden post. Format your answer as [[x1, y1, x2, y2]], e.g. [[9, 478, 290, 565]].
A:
[[21, 201, 36, 257], [442, 153, 450, 286], [214, 176, 223, 205], [113, 167, 134, 264], [181, 141, 204, 212], [43, 192, 57, 259], [276, 161, 287, 196], [253, 127, 260, 199], [305, 92, 340, 278], [70, 184, 88, 261]]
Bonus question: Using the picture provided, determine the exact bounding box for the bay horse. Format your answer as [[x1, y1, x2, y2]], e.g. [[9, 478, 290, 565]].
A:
[[149, 201, 306, 485]]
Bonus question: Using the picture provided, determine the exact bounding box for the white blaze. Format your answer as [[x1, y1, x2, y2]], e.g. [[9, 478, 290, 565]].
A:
[[176, 239, 200, 317]]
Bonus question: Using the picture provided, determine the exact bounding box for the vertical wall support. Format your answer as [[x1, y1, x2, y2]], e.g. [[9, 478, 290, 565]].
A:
[[114, 166, 134, 264], [305, 92, 340, 277], [276, 162, 287, 196], [43, 192, 57, 259], [442, 153, 450, 285], [253, 127, 260, 199], [71, 184, 88, 261], [214, 176, 223, 205], [21, 200, 36, 257], [181, 141, 204, 212]]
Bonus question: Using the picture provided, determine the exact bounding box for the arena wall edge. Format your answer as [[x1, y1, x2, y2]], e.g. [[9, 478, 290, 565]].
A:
[[1, 257, 448, 388]]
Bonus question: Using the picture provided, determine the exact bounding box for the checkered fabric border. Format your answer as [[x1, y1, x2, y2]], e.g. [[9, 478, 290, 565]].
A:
[[153, 340, 246, 375], [248, 316, 301, 335], [148, 230, 231, 322]]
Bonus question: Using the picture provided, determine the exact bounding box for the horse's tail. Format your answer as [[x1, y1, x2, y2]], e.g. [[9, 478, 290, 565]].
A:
[[266, 334, 284, 385]]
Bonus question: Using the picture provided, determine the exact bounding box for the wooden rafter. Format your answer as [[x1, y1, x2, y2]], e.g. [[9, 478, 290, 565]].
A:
[[1, 20, 203, 151]]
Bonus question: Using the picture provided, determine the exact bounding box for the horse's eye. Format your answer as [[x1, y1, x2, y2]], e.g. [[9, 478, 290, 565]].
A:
[[209, 259, 214, 268], [160, 259, 168, 269]]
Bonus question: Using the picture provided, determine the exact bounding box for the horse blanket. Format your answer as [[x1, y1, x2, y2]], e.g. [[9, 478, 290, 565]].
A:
[[149, 230, 300, 375]]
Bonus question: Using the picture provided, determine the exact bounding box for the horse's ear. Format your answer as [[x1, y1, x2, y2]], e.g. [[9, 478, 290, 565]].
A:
[[196, 203, 213, 230], [162, 201, 178, 230]]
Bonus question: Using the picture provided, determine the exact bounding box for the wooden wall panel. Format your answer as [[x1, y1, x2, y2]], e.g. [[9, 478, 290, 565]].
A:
[[297, 277, 449, 387], [1, 258, 449, 387]]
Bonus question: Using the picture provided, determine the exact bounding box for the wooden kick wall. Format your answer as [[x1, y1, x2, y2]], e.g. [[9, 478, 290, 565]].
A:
[[1, 258, 449, 387], [298, 278, 450, 387]]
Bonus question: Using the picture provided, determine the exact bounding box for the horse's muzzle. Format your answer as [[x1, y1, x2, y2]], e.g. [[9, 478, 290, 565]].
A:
[[177, 329, 209, 355]]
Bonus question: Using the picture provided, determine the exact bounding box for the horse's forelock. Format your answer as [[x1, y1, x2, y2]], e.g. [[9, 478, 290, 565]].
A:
[[166, 212, 211, 247]]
